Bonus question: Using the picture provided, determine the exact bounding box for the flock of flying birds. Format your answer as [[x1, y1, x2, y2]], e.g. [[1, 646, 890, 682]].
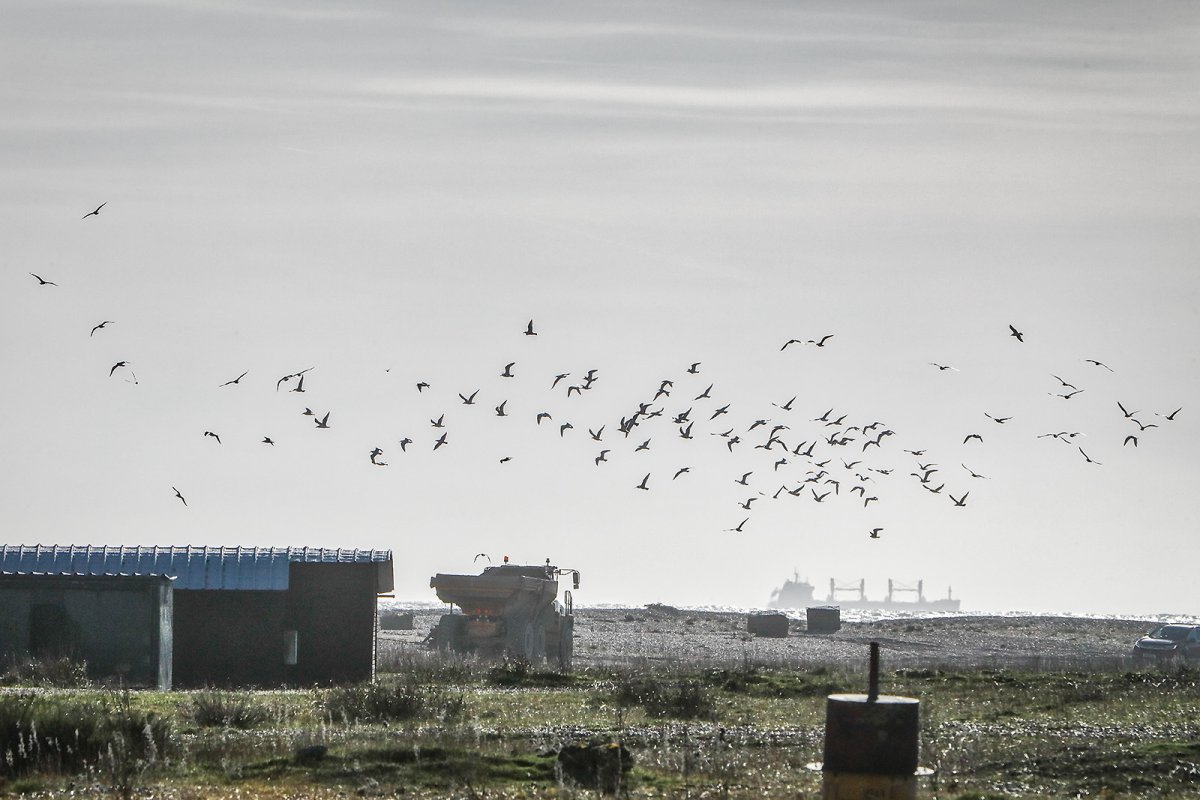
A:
[[28, 202, 1185, 537]]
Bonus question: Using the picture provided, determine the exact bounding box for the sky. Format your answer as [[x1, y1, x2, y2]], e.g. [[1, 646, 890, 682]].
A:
[[2, 0, 1198, 617]]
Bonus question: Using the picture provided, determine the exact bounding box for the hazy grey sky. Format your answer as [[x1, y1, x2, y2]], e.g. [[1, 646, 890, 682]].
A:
[[3, 0, 1197, 615]]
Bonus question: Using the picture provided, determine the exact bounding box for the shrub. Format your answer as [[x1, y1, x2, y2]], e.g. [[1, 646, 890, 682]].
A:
[[0, 656, 91, 688], [613, 674, 718, 720], [0, 691, 169, 778], [322, 680, 466, 724], [188, 690, 270, 729]]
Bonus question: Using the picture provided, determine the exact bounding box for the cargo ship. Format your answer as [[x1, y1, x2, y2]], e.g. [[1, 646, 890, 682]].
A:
[[769, 572, 961, 612]]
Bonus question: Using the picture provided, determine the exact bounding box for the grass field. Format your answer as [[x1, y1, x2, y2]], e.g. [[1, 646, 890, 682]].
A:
[[2, 649, 1199, 798]]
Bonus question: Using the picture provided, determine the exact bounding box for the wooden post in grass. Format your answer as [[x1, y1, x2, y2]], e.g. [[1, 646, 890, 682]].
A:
[[821, 641, 922, 799]]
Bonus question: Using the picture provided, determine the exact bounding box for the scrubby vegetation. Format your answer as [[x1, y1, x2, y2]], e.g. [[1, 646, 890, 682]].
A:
[[1, 657, 1198, 797]]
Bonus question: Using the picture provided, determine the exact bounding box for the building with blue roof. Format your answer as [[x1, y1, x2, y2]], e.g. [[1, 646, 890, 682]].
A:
[[0, 545, 394, 688]]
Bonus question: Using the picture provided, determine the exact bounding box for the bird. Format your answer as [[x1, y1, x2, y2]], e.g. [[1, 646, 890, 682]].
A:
[[314, 412, 330, 429], [551, 373, 569, 389], [1078, 447, 1100, 465], [1123, 435, 1138, 447], [636, 473, 650, 491], [81, 202, 107, 219], [1117, 401, 1139, 419], [416, 382, 430, 392], [398, 437, 412, 451], [812, 489, 831, 502], [495, 401, 508, 417], [499, 456, 512, 464], [369, 448, 386, 466], [1130, 418, 1158, 432], [808, 334, 834, 347], [949, 492, 969, 507], [962, 464, 988, 479], [262, 437, 275, 445], [1159, 407, 1182, 421], [780, 339, 803, 351], [501, 362, 516, 377], [1051, 375, 1078, 391], [727, 518, 749, 533], [275, 367, 314, 391], [726, 436, 741, 452], [524, 320, 537, 336], [473, 553, 491, 563], [1085, 359, 1114, 372], [594, 450, 610, 465], [109, 361, 129, 376], [459, 390, 479, 405], [710, 404, 730, 420], [431, 414, 445, 428], [220, 371, 248, 387], [589, 426, 605, 441], [567, 385, 583, 397], [1008, 324, 1024, 342], [1051, 389, 1085, 400], [687, 362, 701, 374], [90, 321, 115, 337], [868, 528, 882, 539], [863, 496, 878, 507], [739, 497, 757, 510], [560, 422, 574, 437], [172, 487, 187, 506], [963, 433, 983, 444], [635, 439, 651, 452], [290, 373, 306, 393], [302, 407, 315, 416], [694, 384, 713, 400], [735, 472, 752, 486], [773, 396, 796, 411], [434, 433, 448, 450], [536, 412, 552, 425], [679, 422, 694, 439], [203, 431, 221, 444], [673, 467, 690, 480], [984, 413, 1011, 424], [929, 362, 958, 371]]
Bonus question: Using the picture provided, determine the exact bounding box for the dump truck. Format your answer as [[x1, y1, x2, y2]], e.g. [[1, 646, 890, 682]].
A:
[[427, 561, 579, 668]]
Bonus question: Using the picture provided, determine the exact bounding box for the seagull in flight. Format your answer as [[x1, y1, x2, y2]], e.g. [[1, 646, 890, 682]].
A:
[[929, 362, 958, 371], [1158, 407, 1182, 421], [313, 412, 330, 429], [459, 389, 479, 405], [962, 464, 988, 479], [808, 334, 834, 347], [727, 518, 749, 533], [1078, 446, 1100, 465], [220, 371, 248, 387], [589, 426, 605, 441], [495, 401, 508, 417], [431, 414, 445, 428], [780, 339, 803, 351], [473, 553, 491, 563], [172, 487, 187, 506], [81, 201, 107, 219], [90, 321, 115, 337], [687, 362, 701, 374], [501, 362, 516, 377], [694, 384, 713, 400], [276, 367, 314, 391], [433, 433, 448, 450], [1008, 324, 1024, 342], [636, 473, 650, 491], [673, 467, 690, 480], [1085, 359, 1114, 372], [1117, 401, 1139, 419], [524, 319, 537, 336], [29, 272, 58, 286], [1123, 435, 1138, 447], [735, 472, 752, 486], [868, 528, 882, 539], [416, 381, 430, 392], [949, 491, 969, 507], [594, 450, 610, 465], [536, 411, 552, 425], [262, 437, 275, 445], [560, 422, 574, 437], [984, 412, 1011, 424], [773, 396, 796, 411], [109, 361, 129, 377], [963, 433, 983, 444], [203, 431, 221, 444]]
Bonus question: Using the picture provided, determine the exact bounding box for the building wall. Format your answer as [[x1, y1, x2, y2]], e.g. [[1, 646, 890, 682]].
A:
[[286, 562, 379, 684], [0, 575, 171, 689], [173, 562, 380, 687]]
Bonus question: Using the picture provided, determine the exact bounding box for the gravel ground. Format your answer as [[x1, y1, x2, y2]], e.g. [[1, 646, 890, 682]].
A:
[[380, 607, 1162, 671]]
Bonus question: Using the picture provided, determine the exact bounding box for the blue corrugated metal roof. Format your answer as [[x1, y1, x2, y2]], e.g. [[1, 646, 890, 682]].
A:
[[0, 545, 392, 591]]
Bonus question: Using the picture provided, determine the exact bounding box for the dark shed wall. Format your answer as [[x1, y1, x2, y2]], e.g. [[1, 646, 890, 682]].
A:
[[287, 562, 379, 684], [173, 590, 287, 687], [0, 575, 172, 689]]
